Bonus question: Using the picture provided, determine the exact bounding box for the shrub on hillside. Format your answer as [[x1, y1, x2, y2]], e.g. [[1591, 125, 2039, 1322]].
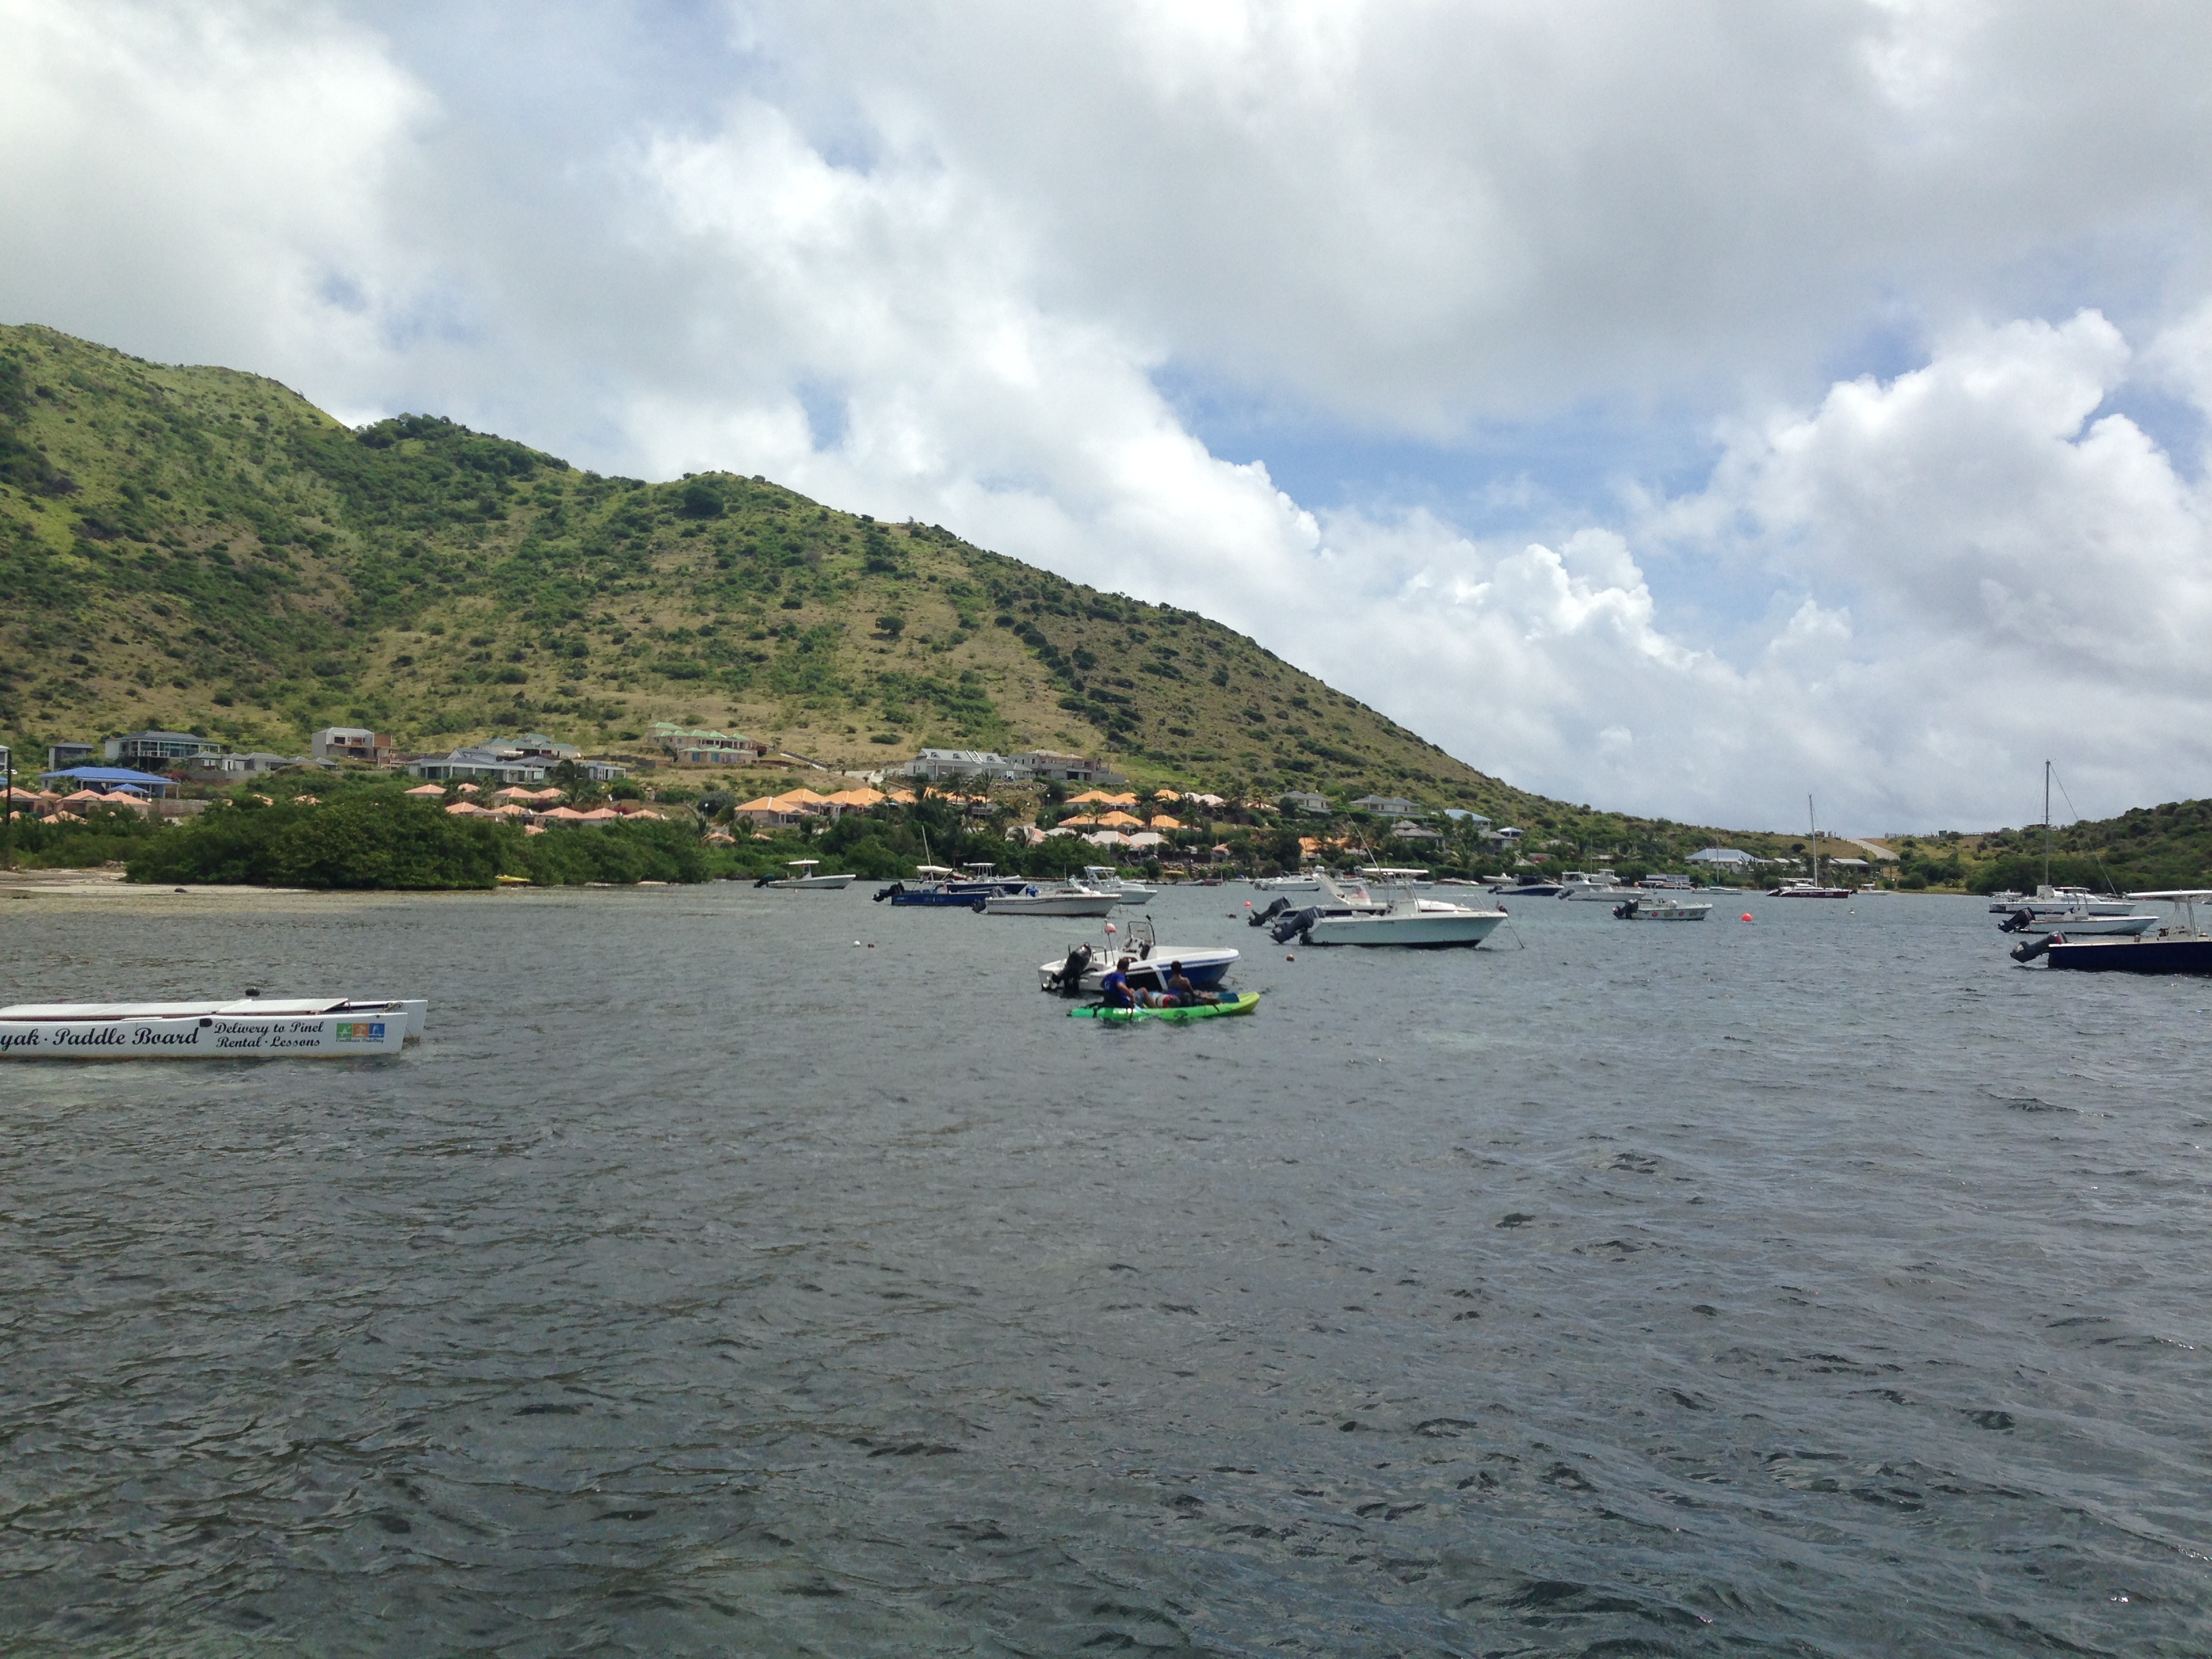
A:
[[521, 817, 709, 885]]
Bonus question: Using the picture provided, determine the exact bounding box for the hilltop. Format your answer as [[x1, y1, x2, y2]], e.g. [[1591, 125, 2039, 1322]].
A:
[[0, 323, 1816, 865]]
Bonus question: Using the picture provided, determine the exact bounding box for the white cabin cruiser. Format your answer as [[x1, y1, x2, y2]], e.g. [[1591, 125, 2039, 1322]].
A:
[[760, 859, 856, 889], [1252, 870, 1330, 892], [0, 996, 426, 1059], [1080, 865, 1159, 905]]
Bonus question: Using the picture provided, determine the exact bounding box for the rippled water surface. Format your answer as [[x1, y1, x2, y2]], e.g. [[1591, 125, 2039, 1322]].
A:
[[3, 886, 2208, 1656]]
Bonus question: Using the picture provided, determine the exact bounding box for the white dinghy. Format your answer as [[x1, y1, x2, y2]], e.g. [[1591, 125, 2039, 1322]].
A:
[[0, 996, 427, 1060]]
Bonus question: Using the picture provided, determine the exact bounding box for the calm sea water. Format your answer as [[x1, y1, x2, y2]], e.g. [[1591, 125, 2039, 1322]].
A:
[[1, 885, 2207, 1656]]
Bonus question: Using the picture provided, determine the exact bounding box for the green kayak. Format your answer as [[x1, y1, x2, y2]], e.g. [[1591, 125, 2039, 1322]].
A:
[[1069, 992, 1261, 1023]]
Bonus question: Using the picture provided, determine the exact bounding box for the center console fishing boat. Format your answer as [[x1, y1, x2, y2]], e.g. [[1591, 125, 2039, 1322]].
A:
[[1262, 871, 1507, 947], [1610, 894, 1713, 921], [1080, 865, 1159, 905], [983, 882, 1119, 916], [759, 859, 857, 889], [2010, 891, 2212, 972], [1038, 915, 1239, 995]]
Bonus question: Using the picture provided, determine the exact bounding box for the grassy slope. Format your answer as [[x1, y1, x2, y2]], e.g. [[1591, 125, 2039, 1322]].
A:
[[1, 323, 1824, 864]]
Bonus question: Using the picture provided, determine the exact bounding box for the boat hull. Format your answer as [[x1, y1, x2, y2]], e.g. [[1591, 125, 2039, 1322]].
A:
[[0, 1002, 415, 1059], [1069, 992, 1261, 1023], [2043, 937, 2212, 974], [764, 874, 855, 889], [2003, 912, 2155, 937]]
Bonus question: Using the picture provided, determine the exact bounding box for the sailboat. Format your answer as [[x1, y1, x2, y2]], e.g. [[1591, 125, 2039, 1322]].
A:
[[1991, 762, 2153, 937], [1769, 795, 1853, 897]]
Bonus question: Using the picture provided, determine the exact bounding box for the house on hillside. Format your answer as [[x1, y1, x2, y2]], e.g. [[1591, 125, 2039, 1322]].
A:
[[45, 741, 95, 771], [104, 731, 223, 764], [483, 733, 580, 761], [1350, 794, 1424, 817], [406, 743, 551, 785], [900, 749, 1026, 782], [1279, 791, 1330, 815], [1687, 847, 1754, 868], [218, 752, 319, 775], [310, 726, 394, 765], [650, 723, 764, 765], [1389, 821, 1446, 843], [1442, 808, 1492, 826], [1008, 750, 1124, 785]]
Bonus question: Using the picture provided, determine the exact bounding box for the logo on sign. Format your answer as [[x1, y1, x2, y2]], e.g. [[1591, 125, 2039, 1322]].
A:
[[335, 1022, 386, 1042]]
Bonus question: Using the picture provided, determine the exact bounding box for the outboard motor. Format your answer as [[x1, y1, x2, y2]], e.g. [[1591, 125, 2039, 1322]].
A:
[[1997, 908, 2034, 934], [1250, 897, 1294, 927], [1269, 907, 1319, 944], [754, 874, 774, 888], [1044, 943, 1094, 996], [1611, 899, 1637, 919], [872, 881, 904, 903], [2010, 934, 2054, 964]]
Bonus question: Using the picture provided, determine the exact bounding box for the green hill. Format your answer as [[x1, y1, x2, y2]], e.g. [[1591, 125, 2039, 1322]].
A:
[[0, 321, 1806, 866]]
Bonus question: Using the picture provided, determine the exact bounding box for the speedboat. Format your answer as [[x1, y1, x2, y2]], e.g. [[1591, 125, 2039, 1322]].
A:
[[1265, 873, 1506, 948], [0, 996, 426, 1059], [759, 859, 856, 890], [1039, 916, 1238, 995], [1488, 877, 1565, 897], [1252, 870, 1330, 892], [1081, 865, 1159, 905], [874, 864, 1033, 906], [983, 883, 1119, 917], [1611, 895, 1712, 921], [1558, 870, 1639, 902], [1770, 879, 1856, 898], [2011, 890, 2212, 972]]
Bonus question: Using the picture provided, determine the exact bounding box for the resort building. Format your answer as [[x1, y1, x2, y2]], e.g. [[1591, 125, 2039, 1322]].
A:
[[1008, 750, 1123, 785], [406, 744, 552, 785], [1687, 847, 1755, 868], [1279, 791, 1330, 815], [217, 752, 319, 775], [45, 741, 95, 771]]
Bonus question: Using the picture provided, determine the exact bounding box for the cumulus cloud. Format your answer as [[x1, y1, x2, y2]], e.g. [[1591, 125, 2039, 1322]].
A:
[[7, 2, 2212, 828]]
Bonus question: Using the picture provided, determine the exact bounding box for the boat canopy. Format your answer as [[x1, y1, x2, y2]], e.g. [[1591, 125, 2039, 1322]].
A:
[[914, 864, 955, 876], [2127, 890, 2212, 901]]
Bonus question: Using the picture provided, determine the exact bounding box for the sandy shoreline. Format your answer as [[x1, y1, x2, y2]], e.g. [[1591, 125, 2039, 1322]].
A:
[[0, 867, 529, 912]]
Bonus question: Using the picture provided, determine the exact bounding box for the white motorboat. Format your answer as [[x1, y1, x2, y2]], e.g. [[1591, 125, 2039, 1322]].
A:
[[1357, 865, 1435, 889], [1558, 870, 1639, 902], [1610, 895, 1712, 921], [760, 859, 856, 890], [983, 883, 1119, 917], [1252, 870, 1330, 892], [1267, 873, 1507, 948], [0, 996, 426, 1059], [1081, 865, 1159, 905], [1038, 916, 1238, 995]]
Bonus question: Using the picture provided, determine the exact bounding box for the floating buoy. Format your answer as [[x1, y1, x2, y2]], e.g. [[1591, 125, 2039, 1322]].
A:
[[1740, 913, 1753, 922], [1286, 953, 1296, 961], [853, 940, 863, 946]]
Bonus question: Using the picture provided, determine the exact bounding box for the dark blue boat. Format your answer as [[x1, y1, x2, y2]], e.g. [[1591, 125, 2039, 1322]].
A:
[[2015, 890, 2212, 974], [874, 865, 1033, 907]]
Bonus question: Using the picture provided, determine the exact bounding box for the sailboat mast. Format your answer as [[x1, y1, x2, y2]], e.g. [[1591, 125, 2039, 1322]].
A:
[[1808, 794, 1819, 888], [2042, 760, 2052, 891]]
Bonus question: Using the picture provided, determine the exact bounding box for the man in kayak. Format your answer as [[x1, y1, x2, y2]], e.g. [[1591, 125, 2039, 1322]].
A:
[[1099, 958, 1139, 1009], [1165, 962, 1207, 1007]]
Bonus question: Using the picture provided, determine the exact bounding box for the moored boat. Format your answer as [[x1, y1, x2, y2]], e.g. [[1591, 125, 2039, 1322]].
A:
[[983, 883, 1118, 917], [1269, 872, 1507, 947], [1080, 865, 1159, 905], [1039, 917, 1238, 996], [760, 859, 857, 890], [1610, 895, 1713, 921], [2012, 891, 2212, 974], [0, 996, 426, 1059], [1558, 871, 1639, 902], [874, 864, 1033, 906]]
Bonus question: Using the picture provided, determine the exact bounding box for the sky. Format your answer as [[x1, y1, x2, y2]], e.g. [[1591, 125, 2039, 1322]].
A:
[[6, 1, 2212, 832]]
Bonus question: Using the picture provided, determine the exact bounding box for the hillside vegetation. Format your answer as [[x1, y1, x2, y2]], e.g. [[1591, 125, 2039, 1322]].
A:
[[2, 323, 1814, 866]]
